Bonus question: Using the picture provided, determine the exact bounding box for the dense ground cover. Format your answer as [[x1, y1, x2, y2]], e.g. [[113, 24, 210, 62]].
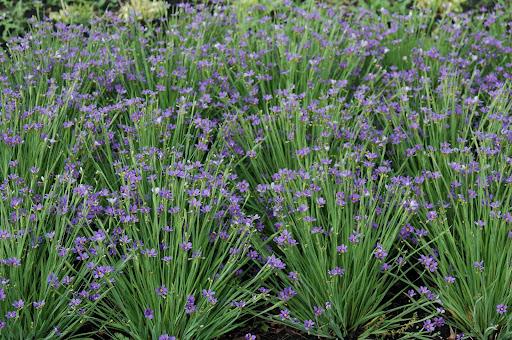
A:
[[0, 1, 511, 339], [0, 0, 501, 44]]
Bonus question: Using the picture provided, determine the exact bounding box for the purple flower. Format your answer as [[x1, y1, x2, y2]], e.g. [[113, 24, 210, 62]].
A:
[[144, 308, 154, 320], [496, 304, 508, 315], [156, 285, 168, 297], [73, 184, 90, 197], [10, 197, 23, 209], [279, 309, 290, 320], [5, 311, 17, 319], [444, 276, 456, 284], [348, 231, 361, 244], [274, 230, 297, 246], [185, 295, 196, 314], [93, 266, 113, 279], [237, 181, 250, 193], [288, 272, 298, 281], [202, 289, 217, 304], [90, 230, 106, 242], [373, 243, 388, 260], [278, 287, 297, 302], [403, 199, 419, 212], [423, 319, 435, 332], [266, 254, 286, 270], [316, 197, 326, 206], [232, 300, 246, 308], [415, 228, 428, 237], [144, 248, 158, 257], [54, 326, 62, 336], [474, 220, 485, 228], [337, 244, 348, 253], [162, 225, 174, 232], [180, 242, 192, 251], [61, 275, 74, 286], [159, 335, 176, 340], [433, 317, 445, 327], [12, 299, 24, 309], [259, 287, 270, 294], [79, 290, 89, 299], [57, 247, 68, 257], [245, 334, 256, 340], [426, 211, 438, 221], [400, 224, 415, 239], [69, 298, 82, 307], [328, 266, 345, 277], [473, 261, 484, 272], [313, 305, 324, 316], [296, 147, 311, 157], [33, 300, 45, 309], [418, 286, 430, 295], [406, 289, 416, 299], [419, 255, 438, 272], [381, 262, 391, 271], [1, 257, 21, 267], [304, 319, 315, 331], [90, 282, 101, 290], [0, 230, 11, 240]]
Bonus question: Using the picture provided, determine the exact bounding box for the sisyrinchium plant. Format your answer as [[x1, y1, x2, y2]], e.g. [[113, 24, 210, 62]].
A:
[[87, 145, 272, 339], [77, 58, 274, 338], [405, 140, 512, 338], [248, 152, 441, 338], [0, 170, 116, 338], [104, 159, 272, 338]]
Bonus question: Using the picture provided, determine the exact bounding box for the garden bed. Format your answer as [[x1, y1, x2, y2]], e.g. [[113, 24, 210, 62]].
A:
[[0, 1, 511, 339]]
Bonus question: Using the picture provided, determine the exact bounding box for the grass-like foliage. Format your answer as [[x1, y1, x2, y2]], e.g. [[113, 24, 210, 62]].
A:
[[93, 150, 270, 339], [0, 1, 511, 339], [0, 173, 112, 338], [250, 158, 437, 338]]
